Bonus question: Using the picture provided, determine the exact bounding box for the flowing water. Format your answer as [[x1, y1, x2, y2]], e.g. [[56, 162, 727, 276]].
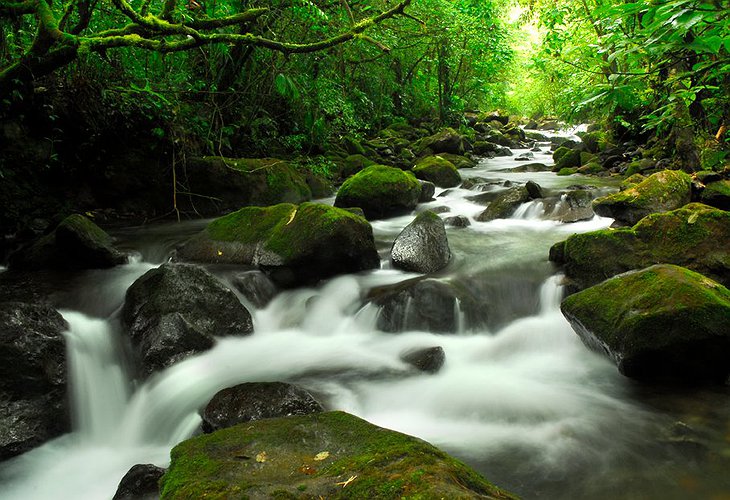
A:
[[2, 137, 730, 499]]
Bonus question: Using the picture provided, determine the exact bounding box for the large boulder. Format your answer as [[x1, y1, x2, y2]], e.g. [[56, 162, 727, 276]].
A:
[[0, 302, 69, 460], [412, 156, 462, 188], [334, 165, 421, 219], [181, 157, 312, 214], [370, 278, 480, 333], [121, 263, 253, 377], [551, 203, 730, 290], [546, 189, 596, 223], [337, 154, 376, 179], [177, 203, 380, 287], [400, 346, 446, 373], [201, 382, 323, 433], [592, 170, 692, 226], [416, 127, 465, 155], [391, 211, 451, 273], [437, 153, 477, 169], [159, 411, 516, 499], [9, 214, 127, 270], [561, 264, 730, 382]]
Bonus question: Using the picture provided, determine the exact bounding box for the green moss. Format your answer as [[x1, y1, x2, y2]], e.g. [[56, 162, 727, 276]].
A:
[[557, 167, 578, 176], [338, 154, 376, 179], [436, 153, 477, 169], [580, 152, 597, 165], [160, 411, 516, 500], [206, 204, 296, 244], [553, 149, 582, 171], [58, 214, 113, 245], [552, 146, 571, 163], [577, 162, 603, 174], [412, 156, 461, 187], [334, 164, 421, 219]]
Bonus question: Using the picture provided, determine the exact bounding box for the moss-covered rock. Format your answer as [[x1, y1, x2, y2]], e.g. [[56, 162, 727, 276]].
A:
[[416, 127, 465, 155], [437, 153, 477, 169], [577, 162, 604, 175], [561, 264, 730, 382], [334, 165, 421, 219], [183, 157, 312, 214], [579, 131, 613, 154], [177, 203, 380, 287], [337, 154, 376, 180], [699, 179, 730, 210], [592, 169, 692, 226], [9, 214, 127, 270], [556, 167, 578, 176], [472, 141, 500, 155], [552, 203, 730, 290], [412, 156, 462, 188], [552, 146, 571, 164], [475, 186, 530, 221], [552, 149, 582, 172], [160, 411, 516, 500], [342, 135, 366, 156]]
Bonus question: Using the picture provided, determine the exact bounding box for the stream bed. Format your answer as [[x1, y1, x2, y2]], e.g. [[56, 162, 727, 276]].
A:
[[1, 140, 729, 499]]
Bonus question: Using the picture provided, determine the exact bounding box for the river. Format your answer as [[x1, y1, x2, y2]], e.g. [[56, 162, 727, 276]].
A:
[[1, 138, 729, 499]]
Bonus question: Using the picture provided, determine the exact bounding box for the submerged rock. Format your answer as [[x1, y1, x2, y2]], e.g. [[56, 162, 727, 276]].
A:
[[201, 382, 323, 433], [121, 263, 253, 377], [592, 170, 692, 226], [475, 186, 530, 221], [9, 214, 127, 270], [401, 346, 446, 373], [113, 464, 166, 500], [561, 264, 730, 382], [391, 211, 451, 273], [334, 165, 421, 219], [159, 411, 516, 499], [177, 202, 380, 287], [412, 155, 462, 188], [371, 278, 479, 333], [0, 302, 69, 460], [551, 203, 730, 290]]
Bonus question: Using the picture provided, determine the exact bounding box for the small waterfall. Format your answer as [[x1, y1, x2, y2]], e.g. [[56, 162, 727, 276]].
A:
[[538, 275, 565, 315], [62, 311, 130, 443], [511, 200, 545, 220]]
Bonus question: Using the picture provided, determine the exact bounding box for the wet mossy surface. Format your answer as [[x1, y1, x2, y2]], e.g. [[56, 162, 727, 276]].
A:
[[334, 165, 421, 219], [561, 264, 730, 381], [555, 203, 730, 290], [160, 411, 517, 499], [412, 156, 462, 188]]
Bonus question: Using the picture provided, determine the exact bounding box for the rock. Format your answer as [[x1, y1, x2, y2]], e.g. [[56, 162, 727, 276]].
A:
[[460, 176, 491, 190], [475, 186, 530, 221], [515, 152, 534, 161], [561, 264, 730, 382], [342, 135, 366, 156], [579, 131, 613, 153], [552, 203, 730, 290], [159, 411, 516, 499], [182, 157, 312, 214], [412, 156, 462, 188], [0, 302, 69, 460], [547, 189, 595, 223], [334, 165, 421, 219], [552, 148, 582, 171], [229, 270, 278, 309], [121, 263, 253, 376], [494, 146, 514, 157], [177, 203, 380, 287], [391, 211, 451, 273], [592, 170, 692, 226], [437, 153, 477, 169], [472, 141, 500, 155], [699, 179, 730, 210], [401, 346, 446, 373], [444, 215, 471, 227], [418, 180, 436, 202], [371, 278, 480, 333], [9, 214, 127, 270], [417, 127, 465, 155], [507, 162, 550, 173], [113, 464, 166, 500], [525, 180, 544, 199], [525, 130, 549, 141], [201, 382, 323, 433]]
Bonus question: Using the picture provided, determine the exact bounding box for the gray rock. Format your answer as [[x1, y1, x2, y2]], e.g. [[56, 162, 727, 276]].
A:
[[401, 346, 446, 373], [475, 186, 530, 221], [391, 211, 451, 273], [202, 382, 323, 433], [444, 215, 471, 227], [113, 464, 166, 500], [418, 180, 436, 202]]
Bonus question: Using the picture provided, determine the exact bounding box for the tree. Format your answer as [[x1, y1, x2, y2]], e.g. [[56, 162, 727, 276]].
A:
[[0, 0, 412, 97]]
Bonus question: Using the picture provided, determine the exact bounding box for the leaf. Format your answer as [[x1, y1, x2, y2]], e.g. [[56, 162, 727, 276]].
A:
[[314, 451, 330, 461], [256, 451, 268, 463]]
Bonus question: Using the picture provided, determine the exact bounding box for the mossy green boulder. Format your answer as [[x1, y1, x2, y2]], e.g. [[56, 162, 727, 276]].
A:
[[412, 156, 462, 188], [699, 179, 730, 210], [159, 411, 516, 500], [475, 186, 531, 221], [184, 157, 312, 214], [416, 127, 465, 155], [334, 165, 421, 219], [9, 214, 127, 270], [176, 202, 379, 287], [561, 264, 730, 382], [437, 153, 477, 169], [337, 154, 376, 179], [592, 169, 692, 225], [552, 148, 582, 172], [550, 203, 730, 290]]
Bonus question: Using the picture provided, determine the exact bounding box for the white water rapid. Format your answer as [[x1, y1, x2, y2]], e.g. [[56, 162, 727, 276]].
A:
[[2, 138, 729, 499]]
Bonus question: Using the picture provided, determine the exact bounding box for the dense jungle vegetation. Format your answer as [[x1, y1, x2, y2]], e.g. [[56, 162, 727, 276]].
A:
[[0, 0, 728, 232]]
